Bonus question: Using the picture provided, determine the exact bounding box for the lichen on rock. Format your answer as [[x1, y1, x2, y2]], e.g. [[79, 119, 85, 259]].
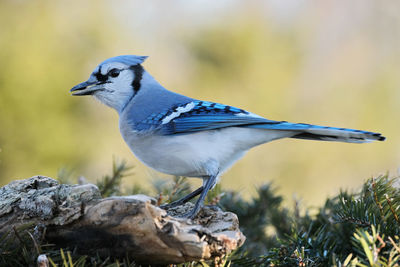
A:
[[0, 176, 245, 264]]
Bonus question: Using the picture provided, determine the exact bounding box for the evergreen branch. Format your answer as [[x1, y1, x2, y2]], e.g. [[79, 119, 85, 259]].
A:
[[388, 236, 400, 254], [372, 177, 385, 221], [385, 194, 400, 225], [153, 176, 192, 205], [96, 158, 134, 197]]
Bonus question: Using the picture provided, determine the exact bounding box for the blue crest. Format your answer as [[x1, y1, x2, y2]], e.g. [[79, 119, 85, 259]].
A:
[[100, 55, 148, 66]]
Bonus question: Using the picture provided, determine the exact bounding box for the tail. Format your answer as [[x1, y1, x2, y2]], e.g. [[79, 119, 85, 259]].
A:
[[248, 122, 385, 143], [290, 125, 385, 143]]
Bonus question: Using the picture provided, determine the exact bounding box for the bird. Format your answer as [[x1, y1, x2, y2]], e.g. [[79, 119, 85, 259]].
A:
[[70, 55, 385, 218]]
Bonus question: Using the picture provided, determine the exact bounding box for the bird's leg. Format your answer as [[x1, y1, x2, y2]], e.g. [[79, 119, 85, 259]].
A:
[[160, 186, 203, 209], [183, 174, 218, 219]]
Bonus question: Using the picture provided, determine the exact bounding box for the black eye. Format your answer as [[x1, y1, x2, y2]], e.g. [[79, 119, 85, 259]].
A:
[[108, 68, 120, 78]]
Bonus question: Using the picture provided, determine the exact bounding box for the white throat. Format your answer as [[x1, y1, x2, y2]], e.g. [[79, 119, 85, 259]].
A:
[[93, 69, 135, 112]]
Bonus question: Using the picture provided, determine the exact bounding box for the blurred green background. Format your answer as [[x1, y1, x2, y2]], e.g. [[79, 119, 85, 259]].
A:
[[0, 0, 399, 206]]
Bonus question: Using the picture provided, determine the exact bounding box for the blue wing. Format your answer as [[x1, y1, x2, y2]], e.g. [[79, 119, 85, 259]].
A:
[[134, 100, 264, 131], [136, 100, 385, 143], [160, 101, 282, 134]]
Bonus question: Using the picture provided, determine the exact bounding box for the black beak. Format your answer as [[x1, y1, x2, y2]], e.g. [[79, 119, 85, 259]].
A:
[[70, 81, 105, 96]]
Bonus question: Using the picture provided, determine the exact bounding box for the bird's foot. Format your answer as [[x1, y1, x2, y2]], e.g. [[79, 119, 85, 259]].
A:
[[175, 209, 197, 219], [160, 186, 204, 211], [160, 201, 184, 210], [160, 202, 203, 219], [178, 203, 203, 219]]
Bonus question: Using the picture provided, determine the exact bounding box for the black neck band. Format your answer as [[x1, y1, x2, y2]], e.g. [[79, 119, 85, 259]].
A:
[[130, 64, 144, 93]]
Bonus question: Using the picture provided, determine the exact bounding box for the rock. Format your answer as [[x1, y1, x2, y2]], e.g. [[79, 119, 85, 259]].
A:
[[0, 176, 245, 264], [37, 254, 49, 267]]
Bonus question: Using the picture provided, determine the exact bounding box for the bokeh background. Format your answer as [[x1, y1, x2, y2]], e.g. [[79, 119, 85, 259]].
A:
[[0, 0, 399, 206]]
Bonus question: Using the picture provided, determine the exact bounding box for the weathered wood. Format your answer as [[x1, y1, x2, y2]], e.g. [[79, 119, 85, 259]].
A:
[[0, 176, 245, 264]]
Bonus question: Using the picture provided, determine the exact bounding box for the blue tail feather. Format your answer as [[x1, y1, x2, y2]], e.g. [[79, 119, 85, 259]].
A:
[[246, 122, 385, 143]]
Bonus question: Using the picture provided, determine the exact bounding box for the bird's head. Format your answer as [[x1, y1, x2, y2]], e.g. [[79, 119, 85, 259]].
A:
[[70, 55, 148, 112]]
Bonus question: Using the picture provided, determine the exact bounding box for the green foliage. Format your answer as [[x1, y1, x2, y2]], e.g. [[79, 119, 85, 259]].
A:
[[227, 175, 400, 266], [219, 184, 292, 257], [153, 175, 193, 204], [0, 223, 38, 266], [96, 158, 134, 197]]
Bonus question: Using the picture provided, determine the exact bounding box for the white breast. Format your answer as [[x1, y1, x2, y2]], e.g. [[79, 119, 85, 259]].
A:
[[119, 124, 294, 178]]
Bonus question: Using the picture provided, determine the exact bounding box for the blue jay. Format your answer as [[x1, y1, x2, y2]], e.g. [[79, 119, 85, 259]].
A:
[[70, 55, 385, 218]]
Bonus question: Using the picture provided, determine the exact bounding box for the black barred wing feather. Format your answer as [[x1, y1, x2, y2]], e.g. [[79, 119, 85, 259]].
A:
[[159, 101, 277, 134]]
